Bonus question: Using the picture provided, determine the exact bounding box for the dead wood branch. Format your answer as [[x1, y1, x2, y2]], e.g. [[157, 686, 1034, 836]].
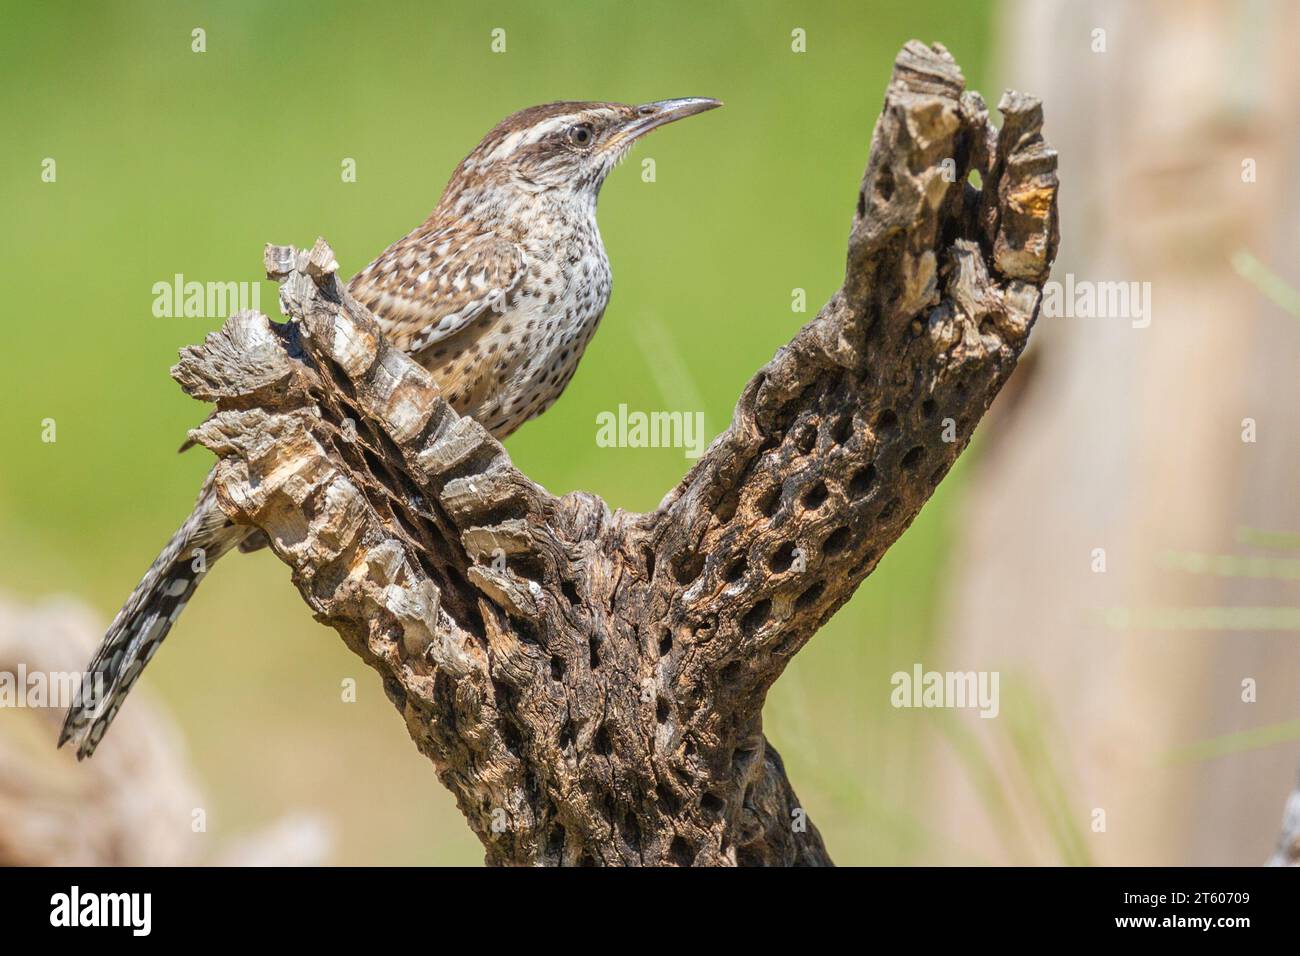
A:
[[170, 42, 1058, 866]]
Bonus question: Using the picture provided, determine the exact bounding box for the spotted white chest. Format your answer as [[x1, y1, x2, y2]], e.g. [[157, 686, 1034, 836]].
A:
[[417, 217, 611, 438]]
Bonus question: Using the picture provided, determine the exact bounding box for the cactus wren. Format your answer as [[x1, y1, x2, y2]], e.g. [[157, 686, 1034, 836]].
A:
[[61, 97, 720, 758]]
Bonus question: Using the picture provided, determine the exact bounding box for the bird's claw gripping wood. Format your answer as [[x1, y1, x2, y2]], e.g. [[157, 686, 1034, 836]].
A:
[[98, 42, 1060, 866]]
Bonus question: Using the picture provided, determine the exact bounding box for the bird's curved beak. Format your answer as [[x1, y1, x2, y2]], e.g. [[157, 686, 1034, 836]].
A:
[[605, 97, 722, 151]]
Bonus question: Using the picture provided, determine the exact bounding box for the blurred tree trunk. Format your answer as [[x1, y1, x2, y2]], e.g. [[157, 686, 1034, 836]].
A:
[[932, 0, 1300, 864]]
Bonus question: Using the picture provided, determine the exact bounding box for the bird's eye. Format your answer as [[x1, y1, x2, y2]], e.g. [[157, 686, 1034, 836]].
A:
[[567, 124, 595, 148]]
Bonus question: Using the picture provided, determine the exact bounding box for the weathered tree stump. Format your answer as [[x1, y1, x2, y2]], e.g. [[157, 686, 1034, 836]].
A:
[[171, 41, 1058, 866]]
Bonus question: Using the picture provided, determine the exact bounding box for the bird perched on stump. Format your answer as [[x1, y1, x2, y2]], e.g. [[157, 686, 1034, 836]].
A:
[[61, 97, 721, 758]]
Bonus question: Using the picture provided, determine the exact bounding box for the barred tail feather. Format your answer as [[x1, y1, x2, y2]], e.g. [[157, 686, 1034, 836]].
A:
[[59, 472, 246, 759]]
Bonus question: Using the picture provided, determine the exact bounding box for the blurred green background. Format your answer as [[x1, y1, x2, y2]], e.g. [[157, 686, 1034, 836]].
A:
[[0, 0, 992, 864]]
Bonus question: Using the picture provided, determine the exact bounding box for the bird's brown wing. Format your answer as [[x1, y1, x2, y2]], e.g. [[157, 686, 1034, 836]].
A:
[[347, 223, 527, 355]]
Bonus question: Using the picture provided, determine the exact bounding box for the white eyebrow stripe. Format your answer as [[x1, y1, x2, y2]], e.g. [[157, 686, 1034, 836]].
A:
[[482, 115, 586, 161]]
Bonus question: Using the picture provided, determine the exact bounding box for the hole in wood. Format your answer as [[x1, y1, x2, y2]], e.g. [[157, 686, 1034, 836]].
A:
[[850, 463, 877, 498], [822, 526, 850, 556], [623, 811, 642, 852], [801, 481, 828, 510], [741, 599, 772, 634], [561, 578, 581, 605], [657, 783, 681, 815], [832, 414, 854, 445], [547, 824, 566, 858], [796, 580, 825, 612], [712, 489, 740, 524], [668, 836, 695, 867], [672, 551, 705, 585], [769, 541, 797, 573], [877, 166, 894, 201]]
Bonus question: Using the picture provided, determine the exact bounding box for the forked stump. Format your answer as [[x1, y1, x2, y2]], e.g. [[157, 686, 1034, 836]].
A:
[[171, 41, 1058, 866]]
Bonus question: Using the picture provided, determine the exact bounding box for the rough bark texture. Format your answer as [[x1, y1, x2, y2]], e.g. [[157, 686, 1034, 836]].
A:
[[170, 43, 1058, 866]]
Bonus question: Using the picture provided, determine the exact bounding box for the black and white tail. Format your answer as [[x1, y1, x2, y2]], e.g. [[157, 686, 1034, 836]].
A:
[[59, 470, 247, 759]]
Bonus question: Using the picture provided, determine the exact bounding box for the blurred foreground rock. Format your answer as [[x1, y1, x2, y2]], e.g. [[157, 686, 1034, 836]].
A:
[[0, 594, 330, 865]]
